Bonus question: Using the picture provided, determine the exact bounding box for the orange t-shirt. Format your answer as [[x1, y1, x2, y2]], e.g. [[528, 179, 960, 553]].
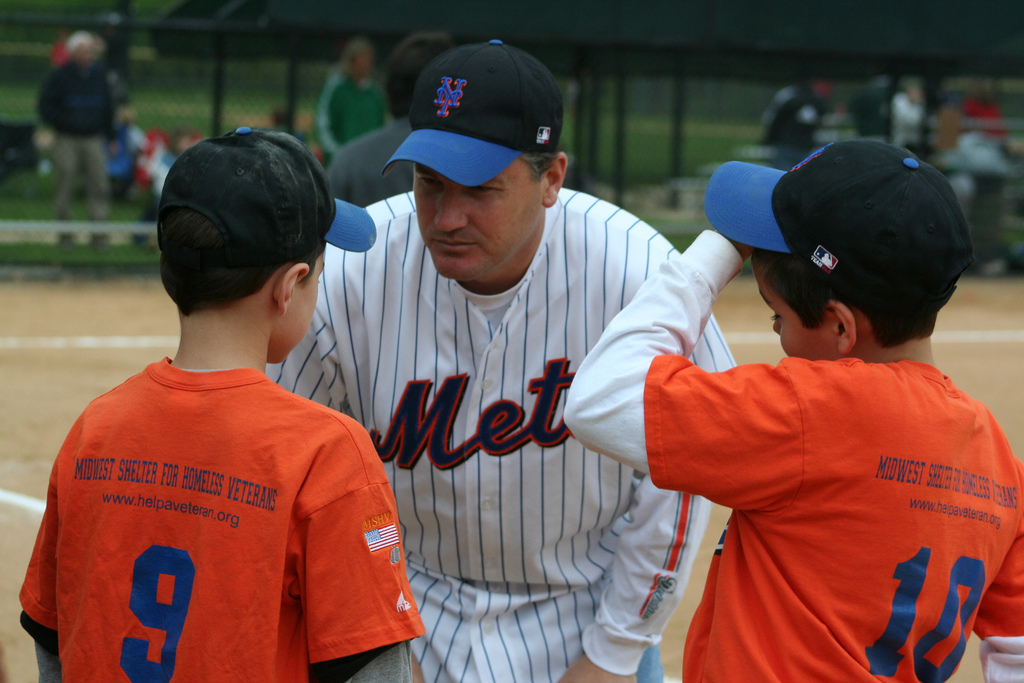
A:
[[645, 356, 1024, 682], [21, 359, 424, 682]]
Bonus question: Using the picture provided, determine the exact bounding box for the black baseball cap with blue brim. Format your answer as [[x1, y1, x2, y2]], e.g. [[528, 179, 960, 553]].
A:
[[382, 40, 563, 187], [704, 140, 974, 314], [159, 126, 376, 270]]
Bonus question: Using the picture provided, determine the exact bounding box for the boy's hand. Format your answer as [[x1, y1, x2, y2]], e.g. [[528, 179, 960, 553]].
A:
[[723, 236, 755, 262]]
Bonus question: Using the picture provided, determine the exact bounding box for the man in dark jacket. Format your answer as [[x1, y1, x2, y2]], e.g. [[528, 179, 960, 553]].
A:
[[38, 30, 116, 249], [761, 80, 830, 171]]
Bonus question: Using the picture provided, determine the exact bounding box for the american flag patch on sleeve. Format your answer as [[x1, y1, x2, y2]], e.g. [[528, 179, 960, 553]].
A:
[[364, 524, 400, 552]]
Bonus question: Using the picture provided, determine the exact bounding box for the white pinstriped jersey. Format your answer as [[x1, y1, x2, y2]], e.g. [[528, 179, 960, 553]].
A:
[[271, 188, 735, 682]]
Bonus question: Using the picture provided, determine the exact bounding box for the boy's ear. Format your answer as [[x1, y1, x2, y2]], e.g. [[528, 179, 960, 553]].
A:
[[271, 262, 311, 316], [825, 301, 859, 356]]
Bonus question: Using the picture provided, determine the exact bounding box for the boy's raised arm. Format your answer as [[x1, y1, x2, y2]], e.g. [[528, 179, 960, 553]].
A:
[[564, 231, 744, 472]]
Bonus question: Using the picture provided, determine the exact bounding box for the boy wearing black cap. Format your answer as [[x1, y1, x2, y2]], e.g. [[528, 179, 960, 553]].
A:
[[274, 41, 736, 683], [565, 140, 1024, 681], [20, 127, 424, 682]]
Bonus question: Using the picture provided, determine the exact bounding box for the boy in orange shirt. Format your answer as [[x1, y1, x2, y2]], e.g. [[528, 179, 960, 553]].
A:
[[20, 127, 424, 682], [565, 140, 1024, 681]]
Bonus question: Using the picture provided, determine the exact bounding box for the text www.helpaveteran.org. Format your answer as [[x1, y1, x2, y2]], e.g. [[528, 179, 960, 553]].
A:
[[101, 491, 241, 528], [75, 456, 279, 530], [876, 455, 1019, 530]]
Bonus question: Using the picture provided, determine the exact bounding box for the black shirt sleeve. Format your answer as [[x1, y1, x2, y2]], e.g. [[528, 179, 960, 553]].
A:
[[21, 610, 59, 656], [310, 642, 400, 683]]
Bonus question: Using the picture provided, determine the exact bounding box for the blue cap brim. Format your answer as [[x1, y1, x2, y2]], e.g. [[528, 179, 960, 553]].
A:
[[382, 129, 522, 186], [704, 162, 791, 253], [326, 199, 376, 252]]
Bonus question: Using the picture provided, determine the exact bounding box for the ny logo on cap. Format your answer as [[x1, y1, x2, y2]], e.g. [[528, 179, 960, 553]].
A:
[[434, 77, 467, 117]]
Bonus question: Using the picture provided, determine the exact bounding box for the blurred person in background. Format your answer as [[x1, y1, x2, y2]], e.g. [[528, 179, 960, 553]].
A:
[[963, 78, 1008, 140], [947, 78, 1017, 275], [890, 76, 927, 157], [38, 30, 117, 250], [761, 79, 830, 170], [136, 125, 203, 241], [327, 31, 455, 207], [49, 27, 70, 67], [99, 10, 131, 107], [107, 104, 145, 201], [316, 35, 386, 165], [849, 72, 892, 143]]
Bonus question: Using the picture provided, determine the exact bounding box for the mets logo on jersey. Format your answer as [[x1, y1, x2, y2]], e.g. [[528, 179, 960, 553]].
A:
[[372, 358, 575, 470], [434, 77, 466, 117], [811, 245, 838, 273]]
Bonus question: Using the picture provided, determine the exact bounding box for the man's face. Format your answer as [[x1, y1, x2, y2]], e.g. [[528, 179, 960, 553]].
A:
[[349, 48, 374, 82], [413, 154, 565, 295], [71, 39, 95, 69]]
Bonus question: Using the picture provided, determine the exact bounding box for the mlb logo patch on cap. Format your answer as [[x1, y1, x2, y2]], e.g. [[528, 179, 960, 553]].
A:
[[536, 127, 551, 144], [812, 245, 838, 273]]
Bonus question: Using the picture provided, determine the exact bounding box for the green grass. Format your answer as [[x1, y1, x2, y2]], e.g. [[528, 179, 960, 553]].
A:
[[0, 234, 696, 270], [0, 160, 159, 269], [567, 114, 761, 183], [0, 170, 151, 220], [0, 241, 158, 267]]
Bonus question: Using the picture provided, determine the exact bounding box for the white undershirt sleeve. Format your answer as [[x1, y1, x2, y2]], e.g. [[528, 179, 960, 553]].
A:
[[564, 230, 744, 473], [981, 635, 1024, 682]]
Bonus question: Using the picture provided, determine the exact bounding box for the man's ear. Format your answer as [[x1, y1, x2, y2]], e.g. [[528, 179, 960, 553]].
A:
[[271, 262, 311, 316], [825, 301, 859, 356], [540, 152, 568, 208]]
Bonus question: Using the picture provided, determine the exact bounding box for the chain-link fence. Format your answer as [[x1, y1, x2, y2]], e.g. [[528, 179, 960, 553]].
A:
[[3, 7, 1024, 234], [0, 9, 799, 214]]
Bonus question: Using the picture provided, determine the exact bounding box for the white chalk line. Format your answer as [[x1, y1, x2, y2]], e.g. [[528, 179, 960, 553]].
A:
[[0, 488, 45, 515], [1, 336, 175, 513], [0, 336, 178, 349]]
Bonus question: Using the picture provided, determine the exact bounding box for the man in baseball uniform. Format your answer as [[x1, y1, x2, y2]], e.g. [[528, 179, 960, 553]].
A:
[[272, 40, 735, 682]]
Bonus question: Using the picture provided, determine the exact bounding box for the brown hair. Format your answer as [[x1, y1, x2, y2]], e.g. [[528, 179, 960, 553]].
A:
[[752, 248, 938, 347], [159, 207, 323, 316], [519, 150, 562, 181]]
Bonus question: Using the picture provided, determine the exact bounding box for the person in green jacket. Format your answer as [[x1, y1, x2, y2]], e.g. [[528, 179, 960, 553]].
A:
[[316, 36, 386, 165]]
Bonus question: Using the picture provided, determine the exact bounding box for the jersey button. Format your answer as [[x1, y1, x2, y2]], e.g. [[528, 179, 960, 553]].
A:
[[481, 497, 494, 511], [481, 378, 494, 391], [482, 621, 496, 635]]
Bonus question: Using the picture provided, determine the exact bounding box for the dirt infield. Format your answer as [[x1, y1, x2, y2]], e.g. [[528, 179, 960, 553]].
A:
[[2, 275, 1022, 682]]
